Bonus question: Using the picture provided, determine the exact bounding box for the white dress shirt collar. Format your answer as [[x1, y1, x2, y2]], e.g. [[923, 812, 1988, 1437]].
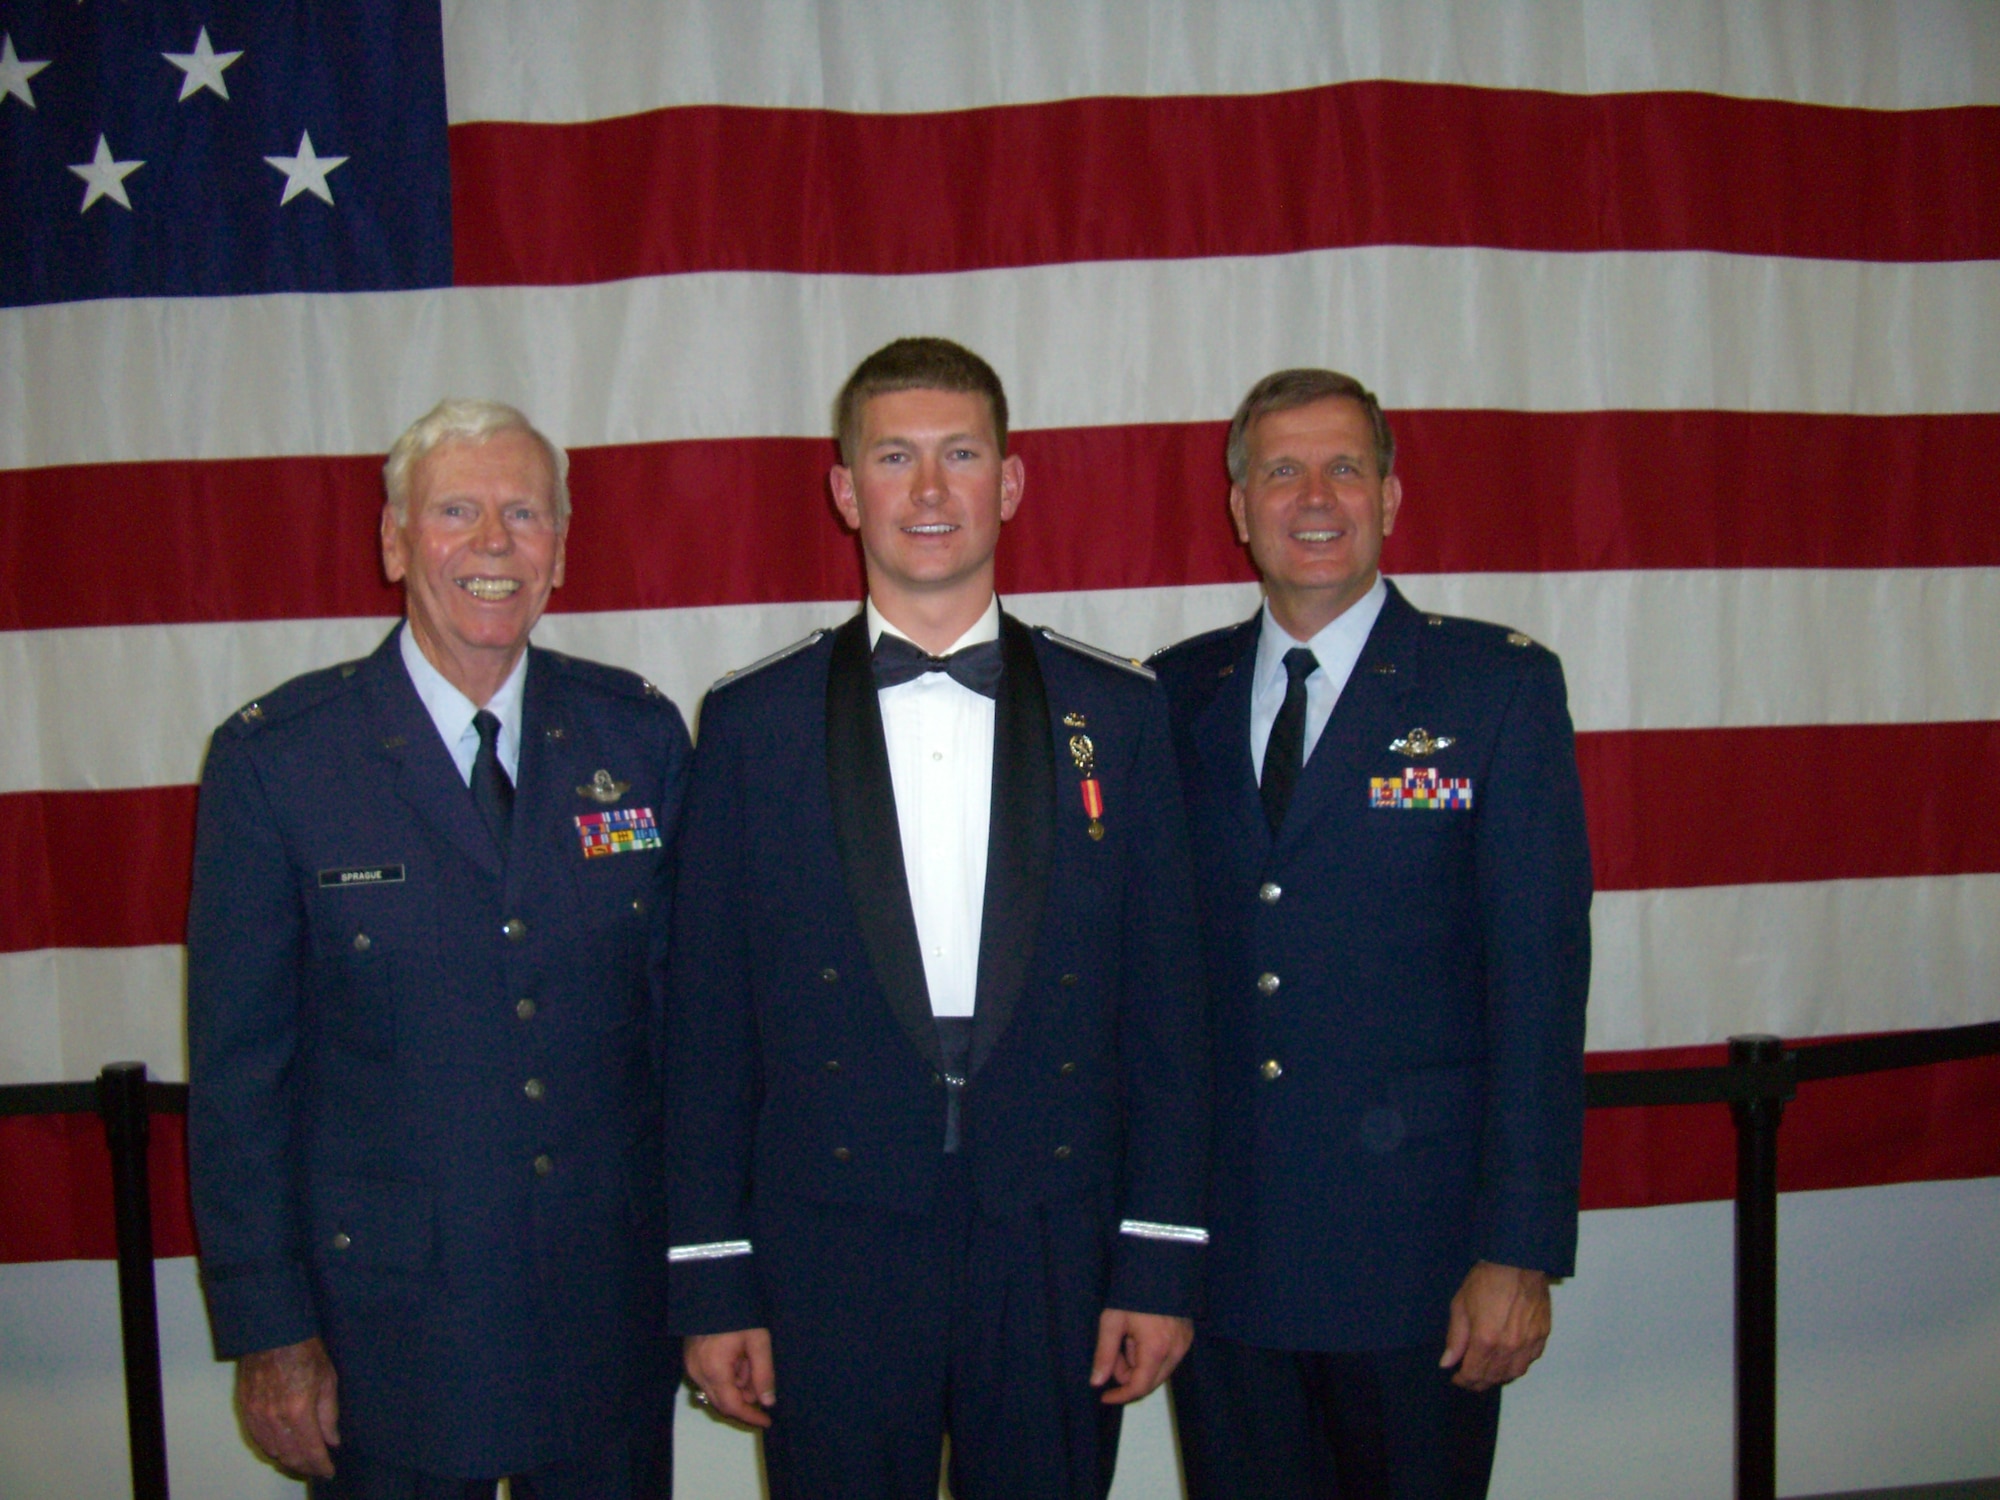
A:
[[398, 624, 529, 786], [865, 594, 1002, 654]]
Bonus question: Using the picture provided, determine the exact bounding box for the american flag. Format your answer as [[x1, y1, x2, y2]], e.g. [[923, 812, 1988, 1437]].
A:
[[1, 2, 1997, 1493]]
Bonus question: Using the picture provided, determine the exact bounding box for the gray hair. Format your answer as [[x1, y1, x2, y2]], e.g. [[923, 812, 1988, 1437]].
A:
[[1224, 369, 1395, 486], [382, 398, 571, 527]]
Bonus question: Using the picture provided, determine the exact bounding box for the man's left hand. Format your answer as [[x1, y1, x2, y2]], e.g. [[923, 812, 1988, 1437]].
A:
[[1090, 1309, 1194, 1404], [1441, 1261, 1551, 1390]]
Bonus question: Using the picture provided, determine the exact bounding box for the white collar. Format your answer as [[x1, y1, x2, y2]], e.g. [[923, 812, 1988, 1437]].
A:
[[398, 624, 529, 770], [865, 594, 1002, 654]]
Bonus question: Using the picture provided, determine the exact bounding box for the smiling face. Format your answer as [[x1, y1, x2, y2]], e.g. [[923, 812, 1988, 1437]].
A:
[[380, 428, 566, 704], [1229, 395, 1402, 640], [829, 386, 1024, 645]]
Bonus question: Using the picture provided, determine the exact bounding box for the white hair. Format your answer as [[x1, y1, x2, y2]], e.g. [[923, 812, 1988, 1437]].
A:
[[381, 397, 571, 527]]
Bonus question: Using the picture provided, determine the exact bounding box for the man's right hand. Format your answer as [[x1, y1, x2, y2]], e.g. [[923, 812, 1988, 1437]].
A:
[[684, 1328, 777, 1429], [237, 1336, 340, 1478]]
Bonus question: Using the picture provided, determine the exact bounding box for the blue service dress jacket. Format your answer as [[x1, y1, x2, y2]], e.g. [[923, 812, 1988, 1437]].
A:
[[1152, 583, 1593, 1352], [665, 611, 1211, 1333], [186, 626, 691, 1476]]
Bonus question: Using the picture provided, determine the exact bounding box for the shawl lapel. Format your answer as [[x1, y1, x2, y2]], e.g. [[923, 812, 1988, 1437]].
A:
[[968, 614, 1054, 1077], [824, 615, 944, 1073]]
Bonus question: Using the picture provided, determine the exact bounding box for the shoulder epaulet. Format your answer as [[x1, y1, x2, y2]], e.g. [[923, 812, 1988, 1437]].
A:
[[1034, 626, 1156, 681], [537, 647, 670, 704], [222, 658, 365, 736], [708, 630, 830, 692], [1147, 622, 1239, 666], [1417, 610, 1548, 656]]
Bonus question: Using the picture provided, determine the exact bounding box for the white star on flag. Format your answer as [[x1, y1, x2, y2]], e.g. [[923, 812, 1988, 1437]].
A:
[[68, 134, 145, 213], [0, 33, 51, 109], [264, 129, 349, 205], [163, 27, 244, 102]]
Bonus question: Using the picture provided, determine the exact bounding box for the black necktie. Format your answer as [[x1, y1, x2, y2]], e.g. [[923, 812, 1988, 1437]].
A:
[[870, 633, 1004, 699], [470, 709, 513, 852], [1261, 647, 1318, 834]]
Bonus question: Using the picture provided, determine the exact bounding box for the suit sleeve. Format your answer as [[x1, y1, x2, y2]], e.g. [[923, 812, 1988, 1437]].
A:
[[1470, 649, 1593, 1276], [664, 692, 766, 1334], [185, 725, 320, 1359], [1105, 682, 1213, 1316]]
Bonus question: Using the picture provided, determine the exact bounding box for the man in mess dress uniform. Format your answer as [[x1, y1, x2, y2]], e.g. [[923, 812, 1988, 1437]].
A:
[[188, 398, 689, 1498], [1156, 369, 1593, 1500], [667, 337, 1210, 1499]]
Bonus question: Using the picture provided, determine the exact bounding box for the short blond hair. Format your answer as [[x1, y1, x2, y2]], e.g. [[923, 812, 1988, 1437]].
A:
[[382, 398, 570, 527]]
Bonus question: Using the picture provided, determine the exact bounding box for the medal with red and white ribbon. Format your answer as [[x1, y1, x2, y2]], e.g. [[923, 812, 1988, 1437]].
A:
[[1069, 727, 1105, 841]]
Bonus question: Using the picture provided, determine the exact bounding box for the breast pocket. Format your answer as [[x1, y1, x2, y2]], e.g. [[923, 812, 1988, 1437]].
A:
[[307, 866, 437, 1058]]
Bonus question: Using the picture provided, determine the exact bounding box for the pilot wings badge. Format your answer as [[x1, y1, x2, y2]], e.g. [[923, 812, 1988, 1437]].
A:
[[1388, 728, 1455, 758], [576, 769, 631, 804]]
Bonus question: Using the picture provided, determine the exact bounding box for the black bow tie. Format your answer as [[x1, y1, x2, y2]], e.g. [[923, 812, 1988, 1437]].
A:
[[870, 633, 1004, 699]]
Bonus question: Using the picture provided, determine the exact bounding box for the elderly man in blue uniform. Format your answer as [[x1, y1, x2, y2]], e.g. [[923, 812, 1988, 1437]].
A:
[[1155, 369, 1592, 1499], [667, 337, 1210, 1499], [187, 399, 690, 1498]]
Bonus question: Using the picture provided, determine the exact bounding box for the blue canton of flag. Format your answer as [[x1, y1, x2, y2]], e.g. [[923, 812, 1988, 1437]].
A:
[[0, 0, 449, 308]]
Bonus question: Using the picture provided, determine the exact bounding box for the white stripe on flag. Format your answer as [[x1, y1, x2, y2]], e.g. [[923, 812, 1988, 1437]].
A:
[[440, 0, 2000, 122], [8, 571, 1998, 794], [7, 249, 1998, 470]]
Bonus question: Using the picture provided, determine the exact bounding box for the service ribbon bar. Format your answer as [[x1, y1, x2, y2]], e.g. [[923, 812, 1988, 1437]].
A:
[[575, 806, 663, 857], [1369, 767, 1474, 810]]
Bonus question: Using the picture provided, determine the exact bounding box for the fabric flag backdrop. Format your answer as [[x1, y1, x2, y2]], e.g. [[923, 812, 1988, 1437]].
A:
[[1, 0, 1997, 1273]]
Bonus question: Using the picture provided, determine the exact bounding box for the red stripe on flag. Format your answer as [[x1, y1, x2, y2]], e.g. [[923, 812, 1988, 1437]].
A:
[[8, 723, 1999, 953], [7, 413, 2000, 632], [1579, 722, 2000, 892], [450, 82, 2000, 285], [0, 788, 198, 954], [0, 1110, 196, 1263], [1581, 1043, 2000, 1210]]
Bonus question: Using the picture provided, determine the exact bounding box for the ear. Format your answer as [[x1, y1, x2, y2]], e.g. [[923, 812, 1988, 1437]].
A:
[[380, 504, 408, 583], [998, 453, 1025, 522], [1381, 474, 1404, 536], [829, 465, 861, 532], [550, 528, 567, 590], [1227, 485, 1250, 545]]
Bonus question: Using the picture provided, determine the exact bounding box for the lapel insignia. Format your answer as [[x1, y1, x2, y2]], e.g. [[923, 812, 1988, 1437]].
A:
[[1388, 727, 1455, 758], [1368, 663, 1398, 675], [1069, 734, 1107, 841], [575, 808, 661, 857], [545, 725, 567, 740], [1370, 767, 1473, 810], [1218, 662, 1235, 677], [577, 769, 630, 803], [1063, 711, 1088, 728], [379, 734, 407, 750]]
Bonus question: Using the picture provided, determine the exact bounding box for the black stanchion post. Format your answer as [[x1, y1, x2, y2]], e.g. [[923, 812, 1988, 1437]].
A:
[[1729, 1034, 1787, 1500], [97, 1061, 171, 1500]]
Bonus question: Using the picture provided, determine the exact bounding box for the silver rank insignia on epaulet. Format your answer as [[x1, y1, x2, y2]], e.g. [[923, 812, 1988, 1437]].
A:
[[1506, 630, 1536, 648], [236, 701, 265, 724], [1034, 626, 1156, 681], [708, 630, 828, 691]]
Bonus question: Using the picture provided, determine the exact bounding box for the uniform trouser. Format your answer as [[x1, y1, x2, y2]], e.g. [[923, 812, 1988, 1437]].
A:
[[306, 1390, 674, 1500], [756, 1154, 1125, 1500], [1172, 1331, 1501, 1500]]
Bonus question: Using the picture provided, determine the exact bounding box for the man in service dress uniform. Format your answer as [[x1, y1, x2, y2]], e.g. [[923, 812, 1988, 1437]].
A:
[[187, 399, 690, 1498], [667, 337, 1210, 1499], [1155, 370, 1593, 1499]]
